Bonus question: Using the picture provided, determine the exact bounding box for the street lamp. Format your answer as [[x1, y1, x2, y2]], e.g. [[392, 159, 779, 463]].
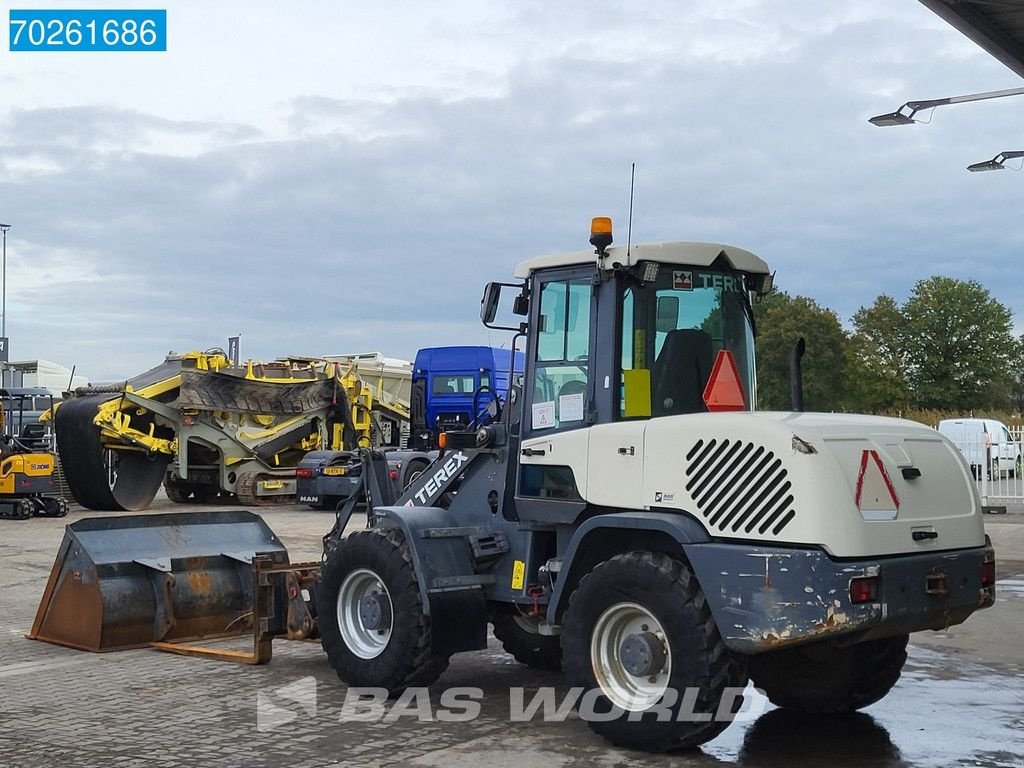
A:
[[868, 85, 1024, 126], [966, 151, 1024, 172], [0, 223, 9, 340]]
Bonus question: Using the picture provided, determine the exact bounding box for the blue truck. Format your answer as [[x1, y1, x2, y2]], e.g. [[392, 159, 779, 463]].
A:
[[408, 345, 523, 450], [297, 345, 523, 509]]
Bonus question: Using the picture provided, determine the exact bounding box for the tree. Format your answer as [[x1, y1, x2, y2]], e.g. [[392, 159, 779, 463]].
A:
[[846, 295, 911, 413], [753, 290, 849, 411], [1011, 334, 1024, 414], [902, 276, 1014, 410]]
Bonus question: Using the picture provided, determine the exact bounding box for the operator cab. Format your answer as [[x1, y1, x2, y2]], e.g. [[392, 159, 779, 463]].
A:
[[483, 218, 773, 438]]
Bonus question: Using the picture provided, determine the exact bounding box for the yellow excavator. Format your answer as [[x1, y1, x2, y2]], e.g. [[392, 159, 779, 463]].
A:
[[0, 388, 68, 520]]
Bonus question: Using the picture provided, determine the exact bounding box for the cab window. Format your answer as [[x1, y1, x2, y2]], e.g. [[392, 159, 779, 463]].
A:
[[530, 278, 591, 432], [619, 269, 755, 418]]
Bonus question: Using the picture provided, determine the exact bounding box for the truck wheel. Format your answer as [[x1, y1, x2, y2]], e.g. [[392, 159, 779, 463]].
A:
[[402, 459, 429, 489], [749, 634, 908, 713], [492, 609, 562, 670], [319, 528, 449, 694], [562, 551, 748, 752]]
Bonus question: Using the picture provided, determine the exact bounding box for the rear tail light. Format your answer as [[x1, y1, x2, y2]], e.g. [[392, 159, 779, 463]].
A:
[[981, 556, 996, 589], [295, 468, 313, 478], [389, 469, 399, 480], [849, 576, 879, 604]]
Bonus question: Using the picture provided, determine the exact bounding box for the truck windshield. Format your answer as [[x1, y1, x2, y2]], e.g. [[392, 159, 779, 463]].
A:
[[619, 268, 755, 418], [432, 374, 477, 395]]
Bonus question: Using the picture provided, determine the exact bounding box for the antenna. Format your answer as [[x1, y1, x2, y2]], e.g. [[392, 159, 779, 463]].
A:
[[626, 162, 635, 258]]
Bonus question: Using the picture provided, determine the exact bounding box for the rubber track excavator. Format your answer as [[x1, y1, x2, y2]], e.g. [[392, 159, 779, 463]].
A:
[[49, 351, 408, 510], [0, 388, 68, 520]]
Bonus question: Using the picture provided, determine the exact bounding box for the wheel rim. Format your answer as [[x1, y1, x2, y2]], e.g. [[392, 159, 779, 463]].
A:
[[337, 567, 393, 659], [590, 601, 671, 711], [405, 464, 426, 488], [512, 613, 542, 634]]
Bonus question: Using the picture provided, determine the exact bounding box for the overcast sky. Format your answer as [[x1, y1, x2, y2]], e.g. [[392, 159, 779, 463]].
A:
[[1, 1, 1023, 380]]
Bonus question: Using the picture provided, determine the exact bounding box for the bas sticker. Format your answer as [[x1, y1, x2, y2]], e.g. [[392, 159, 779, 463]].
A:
[[654, 492, 675, 503]]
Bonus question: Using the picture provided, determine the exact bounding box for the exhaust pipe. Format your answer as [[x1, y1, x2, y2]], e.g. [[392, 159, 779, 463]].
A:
[[789, 337, 806, 412]]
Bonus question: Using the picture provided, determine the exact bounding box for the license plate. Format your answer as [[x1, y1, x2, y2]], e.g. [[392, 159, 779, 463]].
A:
[[324, 467, 347, 476]]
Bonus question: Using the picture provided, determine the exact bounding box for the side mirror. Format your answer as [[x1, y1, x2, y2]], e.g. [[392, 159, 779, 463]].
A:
[[656, 295, 679, 333], [480, 283, 501, 324]]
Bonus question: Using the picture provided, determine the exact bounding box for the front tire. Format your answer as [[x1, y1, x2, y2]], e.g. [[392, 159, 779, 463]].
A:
[[749, 634, 908, 713], [492, 609, 562, 670], [318, 528, 448, 694], [562, 551, 748, 752]]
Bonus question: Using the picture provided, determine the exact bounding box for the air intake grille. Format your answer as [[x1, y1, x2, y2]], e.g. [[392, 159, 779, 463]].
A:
[[685, 439, 796, 536]]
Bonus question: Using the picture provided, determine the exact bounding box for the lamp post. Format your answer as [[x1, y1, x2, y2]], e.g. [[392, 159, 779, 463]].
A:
[[966, 151, 1024, 172], [0, 223, 9, 340], [0, 223, 8, 385], [868, 85, 1024, 126]]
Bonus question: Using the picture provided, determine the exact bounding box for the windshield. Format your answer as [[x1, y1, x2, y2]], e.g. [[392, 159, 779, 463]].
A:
[[619, 267, 756, 418]]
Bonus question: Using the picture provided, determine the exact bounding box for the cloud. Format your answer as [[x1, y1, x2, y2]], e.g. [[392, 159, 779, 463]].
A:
[[0, 1, 1022, 380]]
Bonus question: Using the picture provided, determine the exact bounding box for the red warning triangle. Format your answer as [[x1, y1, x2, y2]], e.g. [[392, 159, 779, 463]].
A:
[[702, 350, 746, 412], [855, 450, 899, 513]]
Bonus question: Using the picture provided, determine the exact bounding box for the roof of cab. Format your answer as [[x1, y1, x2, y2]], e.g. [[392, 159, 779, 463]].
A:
[[513, 241, 770, 279]]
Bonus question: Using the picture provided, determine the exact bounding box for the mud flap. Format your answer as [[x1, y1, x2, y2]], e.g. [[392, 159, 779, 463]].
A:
[[29, 510, 290, 652], [428, 589, 488, 656]]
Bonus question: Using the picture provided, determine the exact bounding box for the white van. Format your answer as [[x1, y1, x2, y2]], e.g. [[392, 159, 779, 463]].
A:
[[937, 418, 1021, 477]]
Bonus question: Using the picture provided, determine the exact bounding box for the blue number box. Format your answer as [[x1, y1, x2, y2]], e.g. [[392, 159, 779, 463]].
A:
[[9, 9, 166, 51]]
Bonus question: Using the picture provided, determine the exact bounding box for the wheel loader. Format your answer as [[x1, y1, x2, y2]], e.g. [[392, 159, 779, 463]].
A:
[[315, 218, 995, 751], [30, 219, 996, 752]]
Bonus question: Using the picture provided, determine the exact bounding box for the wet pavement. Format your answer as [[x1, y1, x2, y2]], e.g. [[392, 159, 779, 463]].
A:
[[1, 499, 1021, 768]]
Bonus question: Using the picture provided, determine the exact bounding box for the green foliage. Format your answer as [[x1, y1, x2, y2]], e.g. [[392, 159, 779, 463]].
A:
[[902, 277, 1014, 410], [753, 276, 1018, 415], [753, 290, 848, 411], [847, 295, 911, 412]]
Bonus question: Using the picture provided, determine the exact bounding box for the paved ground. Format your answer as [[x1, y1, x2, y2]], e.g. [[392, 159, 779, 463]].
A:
[[1, 498, 1022, 768]]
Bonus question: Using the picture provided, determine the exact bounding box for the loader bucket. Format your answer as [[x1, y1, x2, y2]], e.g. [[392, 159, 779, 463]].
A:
[[29, 510, 289, 653]]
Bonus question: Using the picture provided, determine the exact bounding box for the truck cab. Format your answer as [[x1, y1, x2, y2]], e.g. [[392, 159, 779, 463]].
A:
[[409, 346, 523, 450]]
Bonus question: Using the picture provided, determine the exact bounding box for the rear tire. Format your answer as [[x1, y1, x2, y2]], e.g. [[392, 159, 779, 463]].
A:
[[749, 634, 908, 713], [492, 609, 562, 670], [318, 528, 448, 694], [402, 459, 429, 489], [561, 551, 748, 752]]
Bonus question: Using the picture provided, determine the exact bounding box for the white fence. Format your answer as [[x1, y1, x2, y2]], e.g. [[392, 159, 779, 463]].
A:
[[940, 427, 1024, 506]]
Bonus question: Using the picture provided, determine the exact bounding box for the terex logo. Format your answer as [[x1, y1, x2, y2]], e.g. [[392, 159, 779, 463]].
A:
[[412, 452, 470, 505]]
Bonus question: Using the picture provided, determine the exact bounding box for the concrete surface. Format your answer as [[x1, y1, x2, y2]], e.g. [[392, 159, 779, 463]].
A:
[[0, 498, 1021, 768]]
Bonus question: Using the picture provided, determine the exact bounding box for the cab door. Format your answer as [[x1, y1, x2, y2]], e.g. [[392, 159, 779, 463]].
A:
[[517, 268, 595, 522]]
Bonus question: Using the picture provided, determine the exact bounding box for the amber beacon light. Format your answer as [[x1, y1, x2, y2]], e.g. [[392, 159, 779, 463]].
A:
[[590, 216, 613, 255]]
